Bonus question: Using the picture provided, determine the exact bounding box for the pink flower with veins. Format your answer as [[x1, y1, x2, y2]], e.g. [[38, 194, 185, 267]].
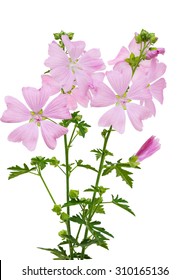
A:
[[45, 35, 105, 93], [0, 87, 71, 150], [91, 69, 152, 133], [135, 136, 160, 161], [134, 58, 166, 115]]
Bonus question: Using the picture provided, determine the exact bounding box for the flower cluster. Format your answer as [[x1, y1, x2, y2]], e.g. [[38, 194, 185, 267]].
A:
[[0, 29, 166, 261], [1, 29, 166, 150]]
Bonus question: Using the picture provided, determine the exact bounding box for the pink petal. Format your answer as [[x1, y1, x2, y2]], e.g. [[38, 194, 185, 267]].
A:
[[43, 94, 71, 119], [41, 75, 61, 96], [128, 78, 150, 100], [98, 105, 126, 133], [106, 70, 132, 95], [127, 103, 151, 131], [148, 59, 166, 82], [142, 99, 156, 116], [40, 121, 68, 149], [108, 47, 130, 65], [113, 61, 131, 73], [50, 67, 75, 92], [79, 49, 105, 72], [8, 122, 38, 151], [1, 96, 30, 123], [128, 36, 141, 55], [62, 35, 85, 60], [44, 41, 68, 68], [150, 78, 166, 104], [72, 88, 89, 108], [91, 82, 116, 107], [75, 70, 91, 93], [64, 94, 78, 110], [22, 87, 49, 112]]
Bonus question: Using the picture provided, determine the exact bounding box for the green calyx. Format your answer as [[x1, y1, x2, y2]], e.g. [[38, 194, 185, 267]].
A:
[[69, 189, 79, 199], [52, 204, 62, 215]]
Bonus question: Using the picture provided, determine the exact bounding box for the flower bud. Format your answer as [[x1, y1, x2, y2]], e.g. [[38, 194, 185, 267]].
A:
[[58, 230, 67, 239], [135, 136, 160, 162], [69, 189, 79, 199], [60, 212, 69, 222], [52, 204, 62, 215]]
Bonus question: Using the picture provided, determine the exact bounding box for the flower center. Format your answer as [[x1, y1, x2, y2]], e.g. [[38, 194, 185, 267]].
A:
[[116, 94, 131, 110], [68, 58, 81, 74], [30, 109, 45, 126]]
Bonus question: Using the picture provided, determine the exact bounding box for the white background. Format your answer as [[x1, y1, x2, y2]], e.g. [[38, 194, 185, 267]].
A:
[[0, 0, 188, 279]]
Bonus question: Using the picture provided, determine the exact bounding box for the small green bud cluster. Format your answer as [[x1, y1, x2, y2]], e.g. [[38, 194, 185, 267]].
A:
[[135, 29, 158, 44], [53, 30, 74, 49]]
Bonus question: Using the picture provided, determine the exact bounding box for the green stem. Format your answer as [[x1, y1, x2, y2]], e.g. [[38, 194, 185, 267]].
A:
[[80, 126, 112, 259], [76, 224, 82, 241], [38, 169, 56, 204], [132, 42, 150, 75], [68, 124, 77, 148], [64, 134, 74, 260]]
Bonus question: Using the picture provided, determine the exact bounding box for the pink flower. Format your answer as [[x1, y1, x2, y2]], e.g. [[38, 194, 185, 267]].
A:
[[146, 48, 165, 60], [1, 87, 71, 150], [134, 59, 166, 115], [91, 69, 152, 133], [135, 136, 160, 161], [45, 35, 105, 92]]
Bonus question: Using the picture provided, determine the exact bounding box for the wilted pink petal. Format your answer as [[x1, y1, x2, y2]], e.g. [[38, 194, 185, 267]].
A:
[[43, 94, 71, 119], [8, 122, 39, 151], [135, 136, 160, 161], [1, 96, 31, 123], [106, 70, 132, 95], [98, 105, 126, 133], [127, 103, 151, 131], [22, 87, 49, 112], [40, 121, 68, 149]]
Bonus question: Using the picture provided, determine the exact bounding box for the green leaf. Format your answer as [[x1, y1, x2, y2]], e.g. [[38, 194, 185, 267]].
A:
[[102, 165, 115, 176], [7, 164, 36, 180], [60, 111, 90, 137], [115, 165, 133, 188], [38, 246, 69, 260], [31, 156, 49, 170], [77, 121, 91, 137], [63, 198, 90, 207], [91, 149, 113, 161], [95, 204, 105, 214], [88, 220, 114, 240], [76, 160, 97, 172], [112, 195, 135, 216], [69, 214, 85, 225], [47, 156, 60, 167]]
